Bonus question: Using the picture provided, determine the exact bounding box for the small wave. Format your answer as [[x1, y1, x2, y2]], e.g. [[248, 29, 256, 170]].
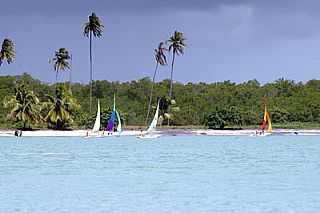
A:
[[8, 152, 70, 156], [41, 152, 70, 155]]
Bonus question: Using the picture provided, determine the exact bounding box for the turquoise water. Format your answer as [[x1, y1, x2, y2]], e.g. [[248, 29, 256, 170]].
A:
[[0, 136, 320, 213]]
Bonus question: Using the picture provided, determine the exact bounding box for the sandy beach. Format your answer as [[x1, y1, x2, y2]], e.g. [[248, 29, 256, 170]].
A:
[[0, 130, 141, 137], [1, 129, 320, 137], [193, 129, 320, 136]]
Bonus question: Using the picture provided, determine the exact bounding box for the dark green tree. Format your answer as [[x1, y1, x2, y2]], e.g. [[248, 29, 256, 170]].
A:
[[205, 107, 242, 129]]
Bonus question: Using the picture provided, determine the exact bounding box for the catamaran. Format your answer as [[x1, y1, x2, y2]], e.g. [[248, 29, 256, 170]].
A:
[[255, 103, 272, 136], [137, 101, 161, 139], [105, 95, 122, 136]]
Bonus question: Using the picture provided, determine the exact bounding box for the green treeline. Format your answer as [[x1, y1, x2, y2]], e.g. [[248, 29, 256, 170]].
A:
[[1, 73, 320, 130]]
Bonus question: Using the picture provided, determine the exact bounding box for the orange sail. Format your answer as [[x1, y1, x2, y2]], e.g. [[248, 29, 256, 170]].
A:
[[261, 105, 272, 133], [266, 111, 272, 133]]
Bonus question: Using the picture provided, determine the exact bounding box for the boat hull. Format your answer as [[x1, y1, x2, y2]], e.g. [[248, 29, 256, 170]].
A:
[[250, 132, 272, 137], [136, 134, 161, 139]]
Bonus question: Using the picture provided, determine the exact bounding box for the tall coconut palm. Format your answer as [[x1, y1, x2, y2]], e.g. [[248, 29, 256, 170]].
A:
[[83, 12, 104, 113], [43, 85, 80, 129], [0, 38, 15, 67], [3, 84, 41, 130], [145, 42, 168, 125], [51, 48, 71, 83], [167, 31, 186, 100]]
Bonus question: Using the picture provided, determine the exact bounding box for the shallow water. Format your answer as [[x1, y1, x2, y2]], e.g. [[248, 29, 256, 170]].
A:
[[0, 136, 320, 213]]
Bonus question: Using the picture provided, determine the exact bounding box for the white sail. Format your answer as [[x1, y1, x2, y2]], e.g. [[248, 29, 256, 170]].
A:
[[116, 110, 122, 133], [92, 99, 100, 132], [146, 101, 160, 133]]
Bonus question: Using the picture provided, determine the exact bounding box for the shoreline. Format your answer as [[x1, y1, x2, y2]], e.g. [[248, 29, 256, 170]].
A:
[[1, 128, 320, 137]]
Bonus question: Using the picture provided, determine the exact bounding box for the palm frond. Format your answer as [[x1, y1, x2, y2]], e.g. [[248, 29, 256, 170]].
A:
[[0, 38, 15, 66], [154, 42, 168, 66], [83, 12, 104, 38], [51, 48, 71, 73], [42, 85, 80, 129], [167, 31, 186, 56]]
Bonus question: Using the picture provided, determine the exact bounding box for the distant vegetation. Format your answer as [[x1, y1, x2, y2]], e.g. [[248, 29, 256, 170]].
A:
[[1, 73, 320, 130], [1, 12, 320, 130]]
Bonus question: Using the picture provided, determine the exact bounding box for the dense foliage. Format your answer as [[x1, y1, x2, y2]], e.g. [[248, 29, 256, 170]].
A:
[[42, 85, 80, 129], [1, 74, 320, 129], [3, 84, 41, 130]]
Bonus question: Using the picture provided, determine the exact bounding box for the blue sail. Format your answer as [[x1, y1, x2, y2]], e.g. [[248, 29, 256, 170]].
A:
[[106, 110, 116, 131]]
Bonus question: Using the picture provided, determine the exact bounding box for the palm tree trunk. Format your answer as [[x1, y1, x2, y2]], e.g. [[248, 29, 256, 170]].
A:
[[56, 70, 58, 83], [169, 52, 175, 100], [145, 62, 159, 125], [168, 52, 176, 126], [55, 70, 58, 95], [89, 31, 93, 113], [69, 54, 72, 94]]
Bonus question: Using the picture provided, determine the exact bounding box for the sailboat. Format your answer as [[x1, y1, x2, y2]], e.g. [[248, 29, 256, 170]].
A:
[[115, 110, 122, 133], [84, 99, 101, 138], [92, 99, 101, 133], [137, 101, 161, 139], [256, 103, 272, 136], [105, 94, 122, 136]]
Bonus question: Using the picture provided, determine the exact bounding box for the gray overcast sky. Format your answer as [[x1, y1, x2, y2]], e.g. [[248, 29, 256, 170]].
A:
[[1, 0, 320, 84]]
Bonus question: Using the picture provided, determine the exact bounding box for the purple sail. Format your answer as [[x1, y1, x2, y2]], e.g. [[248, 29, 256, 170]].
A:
[[106, 110, 116, 131]]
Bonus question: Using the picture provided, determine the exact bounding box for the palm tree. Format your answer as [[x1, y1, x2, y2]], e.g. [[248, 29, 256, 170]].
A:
[[51, 48, 71, 83], [145, 42, 168, 125], [167, 31, 186, 100], [83, 12, 104, 113], [43, 85, 80, 129], [0, 38, 15, 67], [3, 84, 41, 130]]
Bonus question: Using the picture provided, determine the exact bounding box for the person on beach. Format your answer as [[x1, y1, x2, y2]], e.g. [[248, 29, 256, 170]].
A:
[[138, 129, 146, 137], [14, 130, 22, 137]]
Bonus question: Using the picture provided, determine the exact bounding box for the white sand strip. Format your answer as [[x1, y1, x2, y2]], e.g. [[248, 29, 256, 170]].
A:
[[0, 130, 141, 137], [192, 129, 320, 136], [1, 129, 320, 137]]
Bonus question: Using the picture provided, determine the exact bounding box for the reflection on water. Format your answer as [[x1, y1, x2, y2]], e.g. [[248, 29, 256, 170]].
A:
[[0, 136, 320, 212]]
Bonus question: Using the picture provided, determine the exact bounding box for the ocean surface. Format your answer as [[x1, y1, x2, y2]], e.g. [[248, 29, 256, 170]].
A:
[[0, 135, 319, 213]]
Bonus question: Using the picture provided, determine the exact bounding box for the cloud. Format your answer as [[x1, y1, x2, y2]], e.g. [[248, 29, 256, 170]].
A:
[[4, 0, 320, 39], [0, 0, 223, 15], [2, 0, 320, 15], [0, 0, 304, 15], [1, 0, 244, 15]]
